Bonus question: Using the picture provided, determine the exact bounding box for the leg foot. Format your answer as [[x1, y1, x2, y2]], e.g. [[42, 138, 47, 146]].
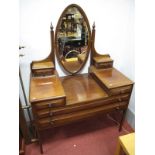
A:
[[36, 128, 43, 154]]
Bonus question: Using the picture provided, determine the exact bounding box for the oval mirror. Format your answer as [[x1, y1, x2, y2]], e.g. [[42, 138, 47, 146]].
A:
[[55, 4, 91, 74]]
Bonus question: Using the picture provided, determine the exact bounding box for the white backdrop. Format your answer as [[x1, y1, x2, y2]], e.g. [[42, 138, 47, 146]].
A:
[[19, 0, 134, 124]]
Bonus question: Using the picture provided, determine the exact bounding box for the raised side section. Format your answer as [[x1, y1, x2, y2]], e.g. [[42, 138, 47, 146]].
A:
[[89, 66, 134, 96], [90, 23, 113, 69], [31, 23, 55, 77]]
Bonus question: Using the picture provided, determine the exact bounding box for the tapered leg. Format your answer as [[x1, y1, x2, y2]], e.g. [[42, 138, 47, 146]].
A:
[[39, 137, 43, 154], [119, 109, 127, 131], [39, 140, 43, 154], [36, 129, 43, 154]]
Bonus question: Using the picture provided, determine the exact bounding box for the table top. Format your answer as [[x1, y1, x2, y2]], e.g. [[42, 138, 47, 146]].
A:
[[60, 74, 108, 105]]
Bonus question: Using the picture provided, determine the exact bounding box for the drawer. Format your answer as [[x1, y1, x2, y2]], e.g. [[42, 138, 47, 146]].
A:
[[36, 101, 128, 130], [35, 94, 130, 119], [33, 98, 65, 110], [95, 62, 113, 69], [32, 68, 54, 77], [109, 85, 132, 96], [36, 118, 52, 130]]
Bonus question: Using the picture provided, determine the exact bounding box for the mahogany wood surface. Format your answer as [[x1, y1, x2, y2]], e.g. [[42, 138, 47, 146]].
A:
[[30, 73, 132, 132], [89, 66, 133, 89], [30, 74, 66, 103], [37, 101, 128, 130], [93, 56, 113, 63], [60, 74, 108, 105], [35, 94, 130, 119], [32, 61, 54, 70]]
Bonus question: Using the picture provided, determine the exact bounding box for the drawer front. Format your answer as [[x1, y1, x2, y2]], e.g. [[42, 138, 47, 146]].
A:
[[95, 62, 113, 69], [35, 101, 128, 130], [33, 98, 65, 110], [32, 68, 54, 77], [35, 94, 130, 119], [109, 85, 132, 96], [36, 118, 52, 130]]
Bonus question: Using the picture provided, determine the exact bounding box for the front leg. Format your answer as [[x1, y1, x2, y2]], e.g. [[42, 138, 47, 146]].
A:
[[36, 128, 43, 154], [119, 109, 127, 132]]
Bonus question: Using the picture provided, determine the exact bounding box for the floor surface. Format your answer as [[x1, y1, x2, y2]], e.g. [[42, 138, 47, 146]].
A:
[[25, 112, 134, 155]]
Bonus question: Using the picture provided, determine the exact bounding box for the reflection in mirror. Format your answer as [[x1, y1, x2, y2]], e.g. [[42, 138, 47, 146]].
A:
[[56, 6, 89, 74]]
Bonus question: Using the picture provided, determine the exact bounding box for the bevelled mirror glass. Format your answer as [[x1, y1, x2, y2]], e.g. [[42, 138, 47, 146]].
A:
[[55, 4, 91, 74]]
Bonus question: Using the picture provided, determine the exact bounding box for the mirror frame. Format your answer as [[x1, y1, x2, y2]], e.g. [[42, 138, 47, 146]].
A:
[[55, 4, 91, 75]]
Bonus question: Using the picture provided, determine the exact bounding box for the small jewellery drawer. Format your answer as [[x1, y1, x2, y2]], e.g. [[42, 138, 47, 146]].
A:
[[109, 85, 132, 96], [32, 68, 54, 77], [33, 98, 65, 110], [95, 62, 113, 69]]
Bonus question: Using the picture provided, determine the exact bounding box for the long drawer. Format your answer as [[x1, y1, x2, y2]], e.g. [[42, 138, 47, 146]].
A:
[[36, 101, 128, 130], [34, 94, 130, 119]]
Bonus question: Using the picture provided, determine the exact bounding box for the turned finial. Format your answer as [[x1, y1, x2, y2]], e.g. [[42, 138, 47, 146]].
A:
[[50, 22, 53, 31], [92, 22, 95, 30]]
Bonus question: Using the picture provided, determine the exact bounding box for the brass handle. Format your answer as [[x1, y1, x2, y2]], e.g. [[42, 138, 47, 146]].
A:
[[50, 121, 54, 125], [116, 106, 120, 110], [120, 90, 125, 94]]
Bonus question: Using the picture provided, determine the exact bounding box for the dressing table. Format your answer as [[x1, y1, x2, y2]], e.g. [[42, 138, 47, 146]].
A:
[[29, 4, 134, 153]]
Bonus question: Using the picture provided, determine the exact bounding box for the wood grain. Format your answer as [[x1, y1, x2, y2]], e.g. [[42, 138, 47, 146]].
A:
[[61, 74, 108, 105], [32, 61, 54, 70], [89, 66, 133, 89], [30, 75, 66, 103]]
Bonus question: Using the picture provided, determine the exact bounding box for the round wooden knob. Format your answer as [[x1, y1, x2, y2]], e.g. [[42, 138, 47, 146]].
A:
[[116, 107, 120, 110]]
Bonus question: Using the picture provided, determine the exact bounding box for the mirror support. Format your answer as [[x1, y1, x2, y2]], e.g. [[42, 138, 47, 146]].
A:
[[90, 22, 114, 69], [50, 22, 55, 66], [30, 23, 55, 77]]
